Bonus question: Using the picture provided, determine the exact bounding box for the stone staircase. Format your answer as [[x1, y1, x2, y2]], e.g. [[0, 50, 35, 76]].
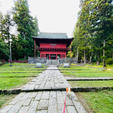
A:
[[46, 60, 59, 65]]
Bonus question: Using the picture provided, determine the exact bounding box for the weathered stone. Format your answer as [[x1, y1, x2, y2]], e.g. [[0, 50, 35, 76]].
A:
[[35, 92, 42, 101], [67, 106, 77, 113], [18, 106, 29, 113], [64, 63, 70, 68], [9, 93, 25, 105], [7, 101, 24, 113], [66, 96, 73, 106], [37, 110, 48, 113], [41, 91, 49, 100], [57, 92, 64, 113], [73, 100, 87, 113], [48, 92, 57, 113], [0, 105, 13, 113], [27, 100, 39, 113], [38, 100, 48, 110], [23, 98, 32, 106], [36, 63, 42, 68]]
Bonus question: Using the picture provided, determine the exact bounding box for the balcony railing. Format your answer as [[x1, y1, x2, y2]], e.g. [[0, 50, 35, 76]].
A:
[[37, 48, 70, 51]]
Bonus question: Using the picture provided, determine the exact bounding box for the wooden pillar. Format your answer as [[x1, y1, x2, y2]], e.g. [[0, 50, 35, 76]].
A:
[[56, 54, 57, 60], [44, 54, 46, 58], [49, 54, 51, 60], [34, 39, 36, 57]]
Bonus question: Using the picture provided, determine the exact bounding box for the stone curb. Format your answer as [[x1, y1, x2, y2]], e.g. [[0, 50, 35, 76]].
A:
[[71, 87, 113, 92], [0, 87, 113, 94], [0, 72, 42, 73], [21, 88, 66, 92], [0, 89, 21, 94], [21, 87, 113, 92], [0, 76, 37, 78], [67, 78, 113, 81]]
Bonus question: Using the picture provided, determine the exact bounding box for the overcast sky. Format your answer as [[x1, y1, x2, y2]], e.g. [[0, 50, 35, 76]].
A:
[[0, 0, 80, 36]]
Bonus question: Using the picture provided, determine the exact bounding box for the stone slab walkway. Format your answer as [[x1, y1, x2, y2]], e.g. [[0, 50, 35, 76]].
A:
[[22, 66, 71, 90], [0, 66, 87, 113]]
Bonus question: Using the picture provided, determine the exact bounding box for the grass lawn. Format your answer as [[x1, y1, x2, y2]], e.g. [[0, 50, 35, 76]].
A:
[[60, 64, 113, 88], [0, 94, 16, 108], [59, 64, 113, 77], [78, 90, 113, 113], [69, 80, 113, 87], [0, 63, 45, 90]]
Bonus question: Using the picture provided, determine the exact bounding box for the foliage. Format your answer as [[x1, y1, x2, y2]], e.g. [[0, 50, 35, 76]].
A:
[[0, 39, 9, 60], [0, 12, 12, 60], [0, 0, 39, 61], [72, 0, 113, 65], [106, 58, 113, 65]]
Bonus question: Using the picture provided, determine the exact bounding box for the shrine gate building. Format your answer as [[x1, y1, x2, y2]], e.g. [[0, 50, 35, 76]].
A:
[[33, 32, 73, 60]]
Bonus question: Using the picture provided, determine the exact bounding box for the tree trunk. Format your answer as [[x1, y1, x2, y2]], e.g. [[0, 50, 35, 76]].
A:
[[103, 40, 106, 67], [76, 47, 79, 63], [84, 49, 86, 64], [89, 55, 92, 64], [96, 54, 100, 65], [89, 46, 92, 64]]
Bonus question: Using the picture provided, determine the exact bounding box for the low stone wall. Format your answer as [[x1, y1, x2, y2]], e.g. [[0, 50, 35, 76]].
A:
[[28, 57, 78, 64], [28, 57, 46, 64]]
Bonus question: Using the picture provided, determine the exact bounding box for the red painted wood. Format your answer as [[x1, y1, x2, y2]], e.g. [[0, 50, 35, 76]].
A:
[[40, 43, 66, 48], [39, 43, 66, 59]]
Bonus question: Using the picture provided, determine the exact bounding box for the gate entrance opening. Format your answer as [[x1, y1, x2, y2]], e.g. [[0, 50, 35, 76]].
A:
[[50, 54, 56, 60]]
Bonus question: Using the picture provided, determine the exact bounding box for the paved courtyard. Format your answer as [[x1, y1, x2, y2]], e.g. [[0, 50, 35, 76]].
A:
[[0, 66, 87, 113]]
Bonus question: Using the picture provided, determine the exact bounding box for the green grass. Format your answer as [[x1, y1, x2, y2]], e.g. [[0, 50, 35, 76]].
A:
[[0, 94, 16, 108], [59, 64, 113, 77], [60, 64, 113, 87], [0, 63, 45, 74], [69, 81, 113, 87], [0, 63, 45, 90], [0, 78, 31, 90], [79, 90, 113, 113]]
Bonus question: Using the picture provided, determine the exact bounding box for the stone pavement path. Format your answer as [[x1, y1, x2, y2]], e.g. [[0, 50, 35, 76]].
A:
[[22, 66, 71, 90], [0, 66, 87, 113]]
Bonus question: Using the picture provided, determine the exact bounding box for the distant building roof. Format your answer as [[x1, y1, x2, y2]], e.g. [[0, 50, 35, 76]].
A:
[[33, 32, 72, 39]]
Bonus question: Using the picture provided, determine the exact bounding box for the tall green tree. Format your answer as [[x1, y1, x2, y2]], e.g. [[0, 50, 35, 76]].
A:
[[72, 0, 113, 66], [13, 0, 39, 59], [0, 12, 13, 60]]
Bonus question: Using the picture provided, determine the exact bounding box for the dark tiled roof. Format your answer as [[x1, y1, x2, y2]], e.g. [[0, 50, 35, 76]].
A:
[[33, 32, 72, 39]]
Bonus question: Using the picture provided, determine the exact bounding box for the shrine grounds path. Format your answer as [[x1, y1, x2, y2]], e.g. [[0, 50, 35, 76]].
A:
[[0, 66, 87, 113]]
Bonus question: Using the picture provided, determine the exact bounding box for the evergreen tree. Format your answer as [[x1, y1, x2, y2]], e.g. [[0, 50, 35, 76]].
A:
[[0, 12, 13, 60], [72, 0, 113, 66], [13, 0, 39, 59]]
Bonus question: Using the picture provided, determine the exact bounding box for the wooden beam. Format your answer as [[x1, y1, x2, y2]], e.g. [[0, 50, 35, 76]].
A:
[[34, 39, 36, 57]]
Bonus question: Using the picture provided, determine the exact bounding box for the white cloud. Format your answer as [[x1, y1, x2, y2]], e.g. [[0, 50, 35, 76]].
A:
[[0, 0, 14, 14], [28, 0, 80, 36]]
